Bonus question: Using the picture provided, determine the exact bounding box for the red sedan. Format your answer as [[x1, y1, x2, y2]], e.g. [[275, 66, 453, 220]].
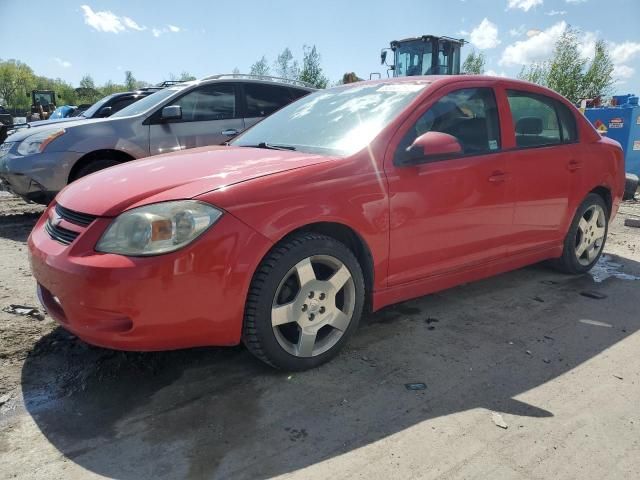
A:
[[28, 76, 625, 370]]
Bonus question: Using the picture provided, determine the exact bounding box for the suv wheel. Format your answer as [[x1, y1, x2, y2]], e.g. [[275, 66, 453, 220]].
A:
[[243, 232, 365, 370], [73, 158, 120, 181]]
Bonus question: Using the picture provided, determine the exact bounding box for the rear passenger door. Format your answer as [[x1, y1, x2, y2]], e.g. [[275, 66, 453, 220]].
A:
[[241, 83, 299, 129], [503, 89, 582, 254], [149, 83, 244, 154]]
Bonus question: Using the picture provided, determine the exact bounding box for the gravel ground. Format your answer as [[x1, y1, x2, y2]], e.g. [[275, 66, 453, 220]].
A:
[[0, 193, 639, 480]]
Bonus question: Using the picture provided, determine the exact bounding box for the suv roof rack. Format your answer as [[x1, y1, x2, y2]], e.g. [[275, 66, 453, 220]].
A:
[[201, 73, 314, 89], [155, 80, 185, 88]]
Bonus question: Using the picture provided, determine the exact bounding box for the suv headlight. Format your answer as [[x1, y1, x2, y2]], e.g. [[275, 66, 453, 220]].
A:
[[0, 142, 13, 159], [96, 201, 223, 256], [17, 128, 66, 155]]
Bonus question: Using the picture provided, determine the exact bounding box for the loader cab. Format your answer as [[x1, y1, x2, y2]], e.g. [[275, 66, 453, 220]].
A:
[[381, 36, 465, 77]]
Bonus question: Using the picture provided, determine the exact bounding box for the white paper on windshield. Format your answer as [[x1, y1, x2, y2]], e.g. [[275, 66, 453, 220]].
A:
[[377, 84, 426, 92]]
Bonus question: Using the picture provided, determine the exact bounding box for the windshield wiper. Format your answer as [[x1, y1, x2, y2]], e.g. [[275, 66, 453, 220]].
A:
[[254, 142, 297, 151]]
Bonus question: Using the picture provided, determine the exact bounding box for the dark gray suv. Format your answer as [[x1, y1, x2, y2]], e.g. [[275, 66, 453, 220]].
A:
[[0, 75, 314, 203]]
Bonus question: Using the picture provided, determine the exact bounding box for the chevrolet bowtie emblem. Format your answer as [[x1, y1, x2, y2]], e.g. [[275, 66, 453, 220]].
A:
[[51, 212, 62, 227]]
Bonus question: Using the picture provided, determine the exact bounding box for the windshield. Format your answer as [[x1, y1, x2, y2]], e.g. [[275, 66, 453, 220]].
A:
[[49, 106, 72, 119], [395, 40, 433, 76], [231, 83, 427, 156], [110, 87, 182, 118], [81, 95, 116, 118]]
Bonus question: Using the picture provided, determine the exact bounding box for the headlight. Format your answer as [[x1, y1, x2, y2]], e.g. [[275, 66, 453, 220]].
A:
[[17, 128, 66, 156], [96, 201, 223, 256], [0, 142, 13, 159]]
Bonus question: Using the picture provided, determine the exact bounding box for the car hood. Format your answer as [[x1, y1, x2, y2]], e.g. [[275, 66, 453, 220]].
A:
[[6, 118, 103, 142], [56, 146, 336, 216], [28, 116, 86, 128]]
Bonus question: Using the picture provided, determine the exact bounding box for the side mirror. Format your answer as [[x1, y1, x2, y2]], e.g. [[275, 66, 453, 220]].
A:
[[97, 106, 112, 117], [381, 50, 387, 65], [161, 105, 182, 121], [401, 132, 462, 166]]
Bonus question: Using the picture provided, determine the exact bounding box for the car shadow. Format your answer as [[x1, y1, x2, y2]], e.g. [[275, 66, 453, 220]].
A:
[[18, 255, 640, 479], [0, 213, 40, 242]]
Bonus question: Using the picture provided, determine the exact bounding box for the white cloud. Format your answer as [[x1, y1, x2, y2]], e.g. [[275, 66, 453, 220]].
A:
[[151, 25, 182, 37], [610, 41, 640, 63], [81, 5, 146, 33], [565, 0, 587, 3], [469, 18, 500, 49], [500, 21, 566, 65], [613, 64, 634, 81], [526, 29, 542, 37], [546, 9, 566, 15], [52, 57, 71, 68], [122, 16, 146, 31], [485, 69, 508, 77], [507, 0, 543, 12], [81, 5, 124, 33]]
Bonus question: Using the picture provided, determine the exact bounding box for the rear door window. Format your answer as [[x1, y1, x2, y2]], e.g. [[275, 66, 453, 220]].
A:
[[507, 90, 573, 147], [244, 84, 293, 117], [173, 84, 237, 122]]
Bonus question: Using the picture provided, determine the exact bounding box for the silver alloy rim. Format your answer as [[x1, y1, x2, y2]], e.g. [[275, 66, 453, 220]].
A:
[[574, 204, 606, 266], [271, 255, 356, 358]]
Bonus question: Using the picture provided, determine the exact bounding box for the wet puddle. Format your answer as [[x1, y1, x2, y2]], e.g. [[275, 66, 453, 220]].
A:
[[589, 255, 640, 283]]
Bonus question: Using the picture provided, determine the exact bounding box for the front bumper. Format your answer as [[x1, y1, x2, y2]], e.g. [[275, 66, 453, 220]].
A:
[[28, 204, 273, 351], [0, 149, 83, 204]]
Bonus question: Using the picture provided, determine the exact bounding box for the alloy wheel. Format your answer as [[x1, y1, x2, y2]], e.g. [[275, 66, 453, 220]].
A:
[[574, 204, 606, 266], [271, 255, 356, 358]]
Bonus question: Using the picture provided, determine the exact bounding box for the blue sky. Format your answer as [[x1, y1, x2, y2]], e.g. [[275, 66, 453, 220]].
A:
[[1, 0, 639, 91]]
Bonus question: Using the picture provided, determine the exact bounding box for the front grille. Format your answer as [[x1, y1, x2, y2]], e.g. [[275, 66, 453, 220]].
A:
[[45, 221, 80, 245], [55, 204, 97, 227]]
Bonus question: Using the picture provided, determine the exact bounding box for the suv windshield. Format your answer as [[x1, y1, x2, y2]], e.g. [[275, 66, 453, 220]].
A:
[[232, 82, 427, 156], [110, 87, 183, 118]]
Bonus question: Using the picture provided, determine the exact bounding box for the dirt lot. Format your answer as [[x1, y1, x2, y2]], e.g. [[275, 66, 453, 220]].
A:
[[0, 193, 639, 480]]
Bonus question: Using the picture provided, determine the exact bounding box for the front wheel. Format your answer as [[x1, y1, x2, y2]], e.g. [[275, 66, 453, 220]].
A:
[[243, 232, 365, 370], [557, 193, 608, 274]]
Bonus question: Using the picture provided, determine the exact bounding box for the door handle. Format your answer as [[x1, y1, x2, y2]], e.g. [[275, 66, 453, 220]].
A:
[[221, 129, 239, 137], [567, 159, 583, 171], [488, 171, 507, 183]]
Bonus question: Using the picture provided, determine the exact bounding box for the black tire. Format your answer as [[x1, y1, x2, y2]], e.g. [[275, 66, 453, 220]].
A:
[[623, 173, 638, 201], [243, 232, 365, 370], [72, 158, 120, 181], [556, 193, 608, 274]]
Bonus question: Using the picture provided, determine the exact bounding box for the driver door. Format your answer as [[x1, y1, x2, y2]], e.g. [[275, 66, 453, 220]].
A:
[[384, 84, 513, 286], [149, 83, 244, 154]]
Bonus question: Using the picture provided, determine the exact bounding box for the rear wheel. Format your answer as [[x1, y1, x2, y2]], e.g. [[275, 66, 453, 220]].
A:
[[557, 193, 608, 274], [243, 232, 365, 370], [72, 158, 120, 181]]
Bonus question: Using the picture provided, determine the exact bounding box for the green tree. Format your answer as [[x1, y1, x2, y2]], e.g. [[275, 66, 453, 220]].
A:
[[274, 48, 299, 80], [250, 56, 271, 77], [79, 74, 96, 90], [518, 62, 550, 86], [546, 28, 587, 103], [178, 71, 196, 81], [299, 45, 328, 88], [462, 51, 486, 74], [582, 39, 614, 100], [0, 59, 34, 111], [519, 28, 615, 103], [232, 67, 240, 74], [124, 70, 136, 90]]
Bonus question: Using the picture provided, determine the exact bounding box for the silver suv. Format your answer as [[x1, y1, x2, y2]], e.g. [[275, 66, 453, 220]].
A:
[[0, 75, 314, 203]]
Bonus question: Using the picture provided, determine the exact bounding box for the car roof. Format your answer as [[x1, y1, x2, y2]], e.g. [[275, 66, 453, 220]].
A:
[[194, 74, 316, 91]]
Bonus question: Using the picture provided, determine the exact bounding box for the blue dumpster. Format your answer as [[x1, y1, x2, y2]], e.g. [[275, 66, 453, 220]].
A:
[[584, 95, 640, 176]]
